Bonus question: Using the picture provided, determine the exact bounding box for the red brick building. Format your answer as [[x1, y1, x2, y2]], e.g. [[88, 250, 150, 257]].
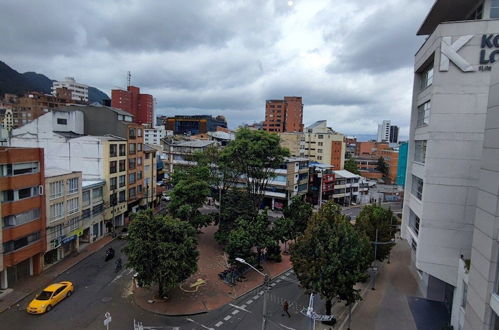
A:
[[0, 147, 46, 289], [263, 96, 304, 133], [111, 86, 153, 125]]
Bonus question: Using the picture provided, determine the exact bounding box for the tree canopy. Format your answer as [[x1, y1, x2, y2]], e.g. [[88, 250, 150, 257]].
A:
[[355, 204, 395, 262], [282, 196, 313, 235], [124, 210, 199, 297], [291, 201, 371, 315], [344, 157, 360, 175], [376, 156, 389, 176]]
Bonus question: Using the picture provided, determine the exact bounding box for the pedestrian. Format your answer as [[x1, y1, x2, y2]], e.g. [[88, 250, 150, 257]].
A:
[[282, 300, 291, 318]]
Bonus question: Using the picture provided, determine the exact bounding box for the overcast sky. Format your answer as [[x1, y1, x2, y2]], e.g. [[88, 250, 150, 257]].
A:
[[0, 0, 434, 137]]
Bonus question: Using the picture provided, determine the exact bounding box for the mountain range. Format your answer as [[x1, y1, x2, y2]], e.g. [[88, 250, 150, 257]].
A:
[[0, 61, 109, 103]]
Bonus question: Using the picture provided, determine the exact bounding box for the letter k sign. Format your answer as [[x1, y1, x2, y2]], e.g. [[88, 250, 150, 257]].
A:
[[440, 35, 474, 72]]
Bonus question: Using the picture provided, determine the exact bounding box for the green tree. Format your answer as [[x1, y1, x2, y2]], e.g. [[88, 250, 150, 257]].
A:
[[376, 156, 389, 176], [168, 165, 211, 229], [290, 201, 371, 317], [273, 216, 295, 254], [355, 204, 395, 262], [283, 196, 313, 235], [219, 128, 289, 209], [124, 210, 198, 297], [344, 157, 360, 175]]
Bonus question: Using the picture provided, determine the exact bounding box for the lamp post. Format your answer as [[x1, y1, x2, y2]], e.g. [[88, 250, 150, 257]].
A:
[[236, 257, 270, 330]]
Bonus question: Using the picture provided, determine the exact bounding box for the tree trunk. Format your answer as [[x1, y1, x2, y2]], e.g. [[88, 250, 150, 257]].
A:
[[325, 299, 332, 315]]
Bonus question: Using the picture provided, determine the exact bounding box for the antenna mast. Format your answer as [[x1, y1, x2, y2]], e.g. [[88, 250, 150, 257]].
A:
[[127, 71, 131, 88]]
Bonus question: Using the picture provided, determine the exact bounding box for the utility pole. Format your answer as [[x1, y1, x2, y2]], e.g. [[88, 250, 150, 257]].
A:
[[372, 228, 378, 290]]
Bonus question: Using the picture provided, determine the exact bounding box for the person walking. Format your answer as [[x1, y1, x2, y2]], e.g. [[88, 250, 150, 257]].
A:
[[282, 300, 291, 318]]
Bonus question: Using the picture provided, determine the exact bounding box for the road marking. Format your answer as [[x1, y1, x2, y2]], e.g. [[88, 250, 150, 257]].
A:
[[270, 282, 276, 287], [215, 321, 223, 327], [279, 323, 297, 330], [223, 315, 232, 321], [253, 295, 259, 300], [247, 299, 253, 304], [258, 290, 264, 295], [276, 279, 282, 283], [231, 310, 239, 315], [185, 318, 215, 330], [229, 303, 252, 313]]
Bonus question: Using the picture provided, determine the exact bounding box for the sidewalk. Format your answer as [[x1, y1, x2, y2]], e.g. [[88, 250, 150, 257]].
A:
[[317, 239, 421, 330], [133, 224, 292, 316], [0, 236, 113, 313]]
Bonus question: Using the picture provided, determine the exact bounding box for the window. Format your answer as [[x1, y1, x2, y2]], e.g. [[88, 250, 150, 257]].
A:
[[1, 186, 39, 202], [67, 197, 79, 214], [3, 208, 40, 227], [417, 101, 431, 127], [119, 190, 126, 203], [409, 209, 420, 236], [82, 190, 90, 207], [317, 134, 324, 139], [0, 162, 39, 177], [110, 177, 117, 190], [491, 0, 499, 18], [137, 157, 142, 165], [49, 181, 64, 199], [129, 158, 136, 170], [67, 177, 79, 194], [2, 232, 40, 253], [129, 143, 136, 154], [411, 175, 423, 200], [119, 175, 126, 187], [137, 128, 142, 137], [129, 128, 136, 139], [129, 173, 136, 184], [145, 153, 150, 159], [110, 161, 117, 174], [92, 203, 103, 215], [110, 193, 117, 206], [318, 149, 323, 153], [414, 140, 427, 164], [81, 208, 91, 219], [411, 238, 417, 252], [138, 143, 142, 152], [420, 63, 433, 90], [137, 171, 143, 180], [69, 217, 80, 231], [50, 202, 64, 221], [92, 187, 103, 201], [57, 118, 67, 125], [110, 144, 117, 157], [119, 159, 126, 172], [48, 225, 63, 240], [138, 185, 143, 193], [129, 187, 136, 199], [318, 142, 323, 146], [119, 144, 126, 156]]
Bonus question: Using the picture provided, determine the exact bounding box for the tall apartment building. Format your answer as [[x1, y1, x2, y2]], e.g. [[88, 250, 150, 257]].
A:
[[52, 77, 88, 103], [401, 1, 499, 329], [111, 86, 153, 125], [263, 96, 304, 133], [304, 121, 346, 170], [377, 120, 399, 143], [0, 147, 46, 289], [144, 126, 169, 146]]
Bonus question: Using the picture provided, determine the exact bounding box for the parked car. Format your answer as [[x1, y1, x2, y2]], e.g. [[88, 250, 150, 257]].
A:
[[27, 281, 74, 314], [161, 195, 171, 202]]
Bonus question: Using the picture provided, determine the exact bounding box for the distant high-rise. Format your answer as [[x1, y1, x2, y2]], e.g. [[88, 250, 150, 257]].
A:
[[377, 120, 398, 143], [263, 96, 303, 133], [111, 86, 153, 125], [52, 77, 88, 102]]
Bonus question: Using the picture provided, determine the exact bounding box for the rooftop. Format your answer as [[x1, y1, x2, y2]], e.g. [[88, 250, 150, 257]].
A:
[[417, 0, 479, 35], [45, 167, 80, 177], [334, 169, 360, 179], [173, 140, 217, 148], [82, 180, 105, 189]]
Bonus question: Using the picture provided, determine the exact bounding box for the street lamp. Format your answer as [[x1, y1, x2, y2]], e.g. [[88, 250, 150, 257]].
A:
[[235, 257, 270, 330]]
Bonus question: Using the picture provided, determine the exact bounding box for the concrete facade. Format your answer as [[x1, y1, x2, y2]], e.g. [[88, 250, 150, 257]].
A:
[[402, 1, 499, 328], [263, 97, 304, 133], [304, 121, 346, 170], [52, 77, 88, 103]]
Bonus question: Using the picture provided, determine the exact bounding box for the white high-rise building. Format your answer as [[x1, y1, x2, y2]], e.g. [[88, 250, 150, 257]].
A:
[[52, 77, 88, 103], [377, 120, 391, 142], [401, 1, 499, 329]]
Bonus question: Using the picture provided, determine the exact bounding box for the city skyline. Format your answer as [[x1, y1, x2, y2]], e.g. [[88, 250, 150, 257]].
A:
[[0, 0, 433, 136]]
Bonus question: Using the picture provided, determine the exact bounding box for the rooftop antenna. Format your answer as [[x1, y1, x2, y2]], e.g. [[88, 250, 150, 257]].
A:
[[127, 71, 131, 88]]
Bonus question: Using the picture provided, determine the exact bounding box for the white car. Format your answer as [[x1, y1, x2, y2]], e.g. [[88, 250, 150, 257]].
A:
[[162, 195, 171, 202]]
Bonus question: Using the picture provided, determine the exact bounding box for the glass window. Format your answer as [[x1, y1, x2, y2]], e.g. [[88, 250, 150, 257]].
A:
[[67, 178, 79, 194], [119, 144, 126, 156], [137, 128, 142, 137], [49, 181, 64, 199], [145, 153, 150, 159], [2, 232, 40, 253], [129, 173, 136, 184], [137, 157, 142, 165], [138, 185, 143, 193], [92, 187, 103, 201], [417, 101, 431, 127], [67, 197, 79, 214], [414, 140, 427, 164], [119, 160, 126, 172], [82, 190, 90, 207], [81, 208, 91, 219], [92, 203, 103, 215], [411, 175, 424, 200], [137, 171, 143, 180], [129, 128, 136, 138], [50, 202, 64, 221], [491, 0, 499, 18], [317, 134, 324, 139], [420, 63, 433, 90], [409, 209, 420, 236], [110, 177, 117, 190], [110, 161, 117, 174], [129, 158, 136, 170], [129, 187, 136, 199], [411, 238, 417, 252], [3, 208, 40, 227], [138, 143, 142, 152], [129, 143, 136, 154], [119, 175, 126, 187], [119, 190, 126, 203], [110, 144, 117, 157], [57, 118, 67, 125], [110, 193, 117, 206]]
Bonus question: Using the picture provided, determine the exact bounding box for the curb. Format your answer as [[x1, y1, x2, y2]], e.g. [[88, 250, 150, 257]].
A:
[[0, 237, 117, 314], [133, 266, 294, 317]]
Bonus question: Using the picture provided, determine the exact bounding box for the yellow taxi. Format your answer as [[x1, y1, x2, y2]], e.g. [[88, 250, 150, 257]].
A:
[[26, 281, 74, 314]]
